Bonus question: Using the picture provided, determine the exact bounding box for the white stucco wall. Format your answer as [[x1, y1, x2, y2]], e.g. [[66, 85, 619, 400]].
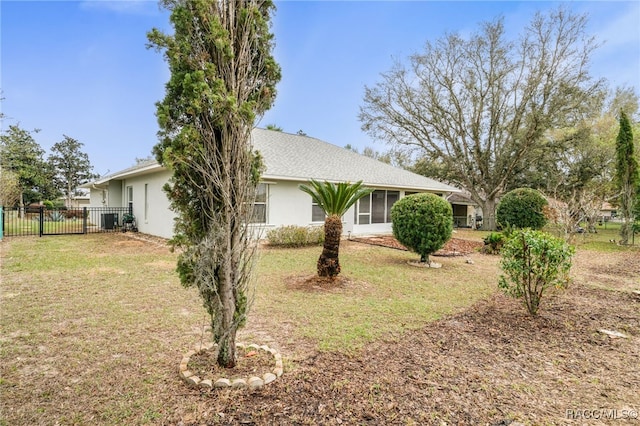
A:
[[89, 188, 106, 207], [108, 181, 123, 207], [88, 171, 453, 239], [265, 183, 431, 236], [123, 170, 174, 239]]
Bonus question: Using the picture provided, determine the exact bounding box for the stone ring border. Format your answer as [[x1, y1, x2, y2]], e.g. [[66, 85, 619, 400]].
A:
[[179, 342, 283, 390]]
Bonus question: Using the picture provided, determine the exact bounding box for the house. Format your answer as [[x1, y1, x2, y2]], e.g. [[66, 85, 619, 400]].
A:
[[58, 194, 91, 209], [82, 128, 460, 239], [446, 192, 480, 228], [599, 202, 617, 222]]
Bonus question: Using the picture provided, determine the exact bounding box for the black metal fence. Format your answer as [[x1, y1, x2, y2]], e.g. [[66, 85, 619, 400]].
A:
[[1, 206, 135, 237]]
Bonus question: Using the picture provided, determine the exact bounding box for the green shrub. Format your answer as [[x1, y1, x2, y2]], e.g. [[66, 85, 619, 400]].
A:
[[391, 193, 453, 263], [499, 229, 574, 316], [482, 231, 505, 254], [43, 200, 55, 210], [496, 188, 548, 230], [47, 211, 66, 222], [267, 225, 324, 248]]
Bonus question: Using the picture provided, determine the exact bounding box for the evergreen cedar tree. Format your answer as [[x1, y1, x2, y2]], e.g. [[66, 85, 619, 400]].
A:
[[299, 180, 373, 278], [614, 111, 639, 245], [390, 193, 453, 264], [147, 0, 281, 368]]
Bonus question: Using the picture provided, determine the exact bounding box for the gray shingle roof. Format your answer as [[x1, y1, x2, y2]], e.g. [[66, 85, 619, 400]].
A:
[[85, 128, 459, 193], [253, 129, 459, 192]]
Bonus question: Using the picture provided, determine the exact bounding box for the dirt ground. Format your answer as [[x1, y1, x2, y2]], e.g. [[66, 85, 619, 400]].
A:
[[350, 235, 484, 256], [2, 234, 638, 425], [170, 247, 639, 426]]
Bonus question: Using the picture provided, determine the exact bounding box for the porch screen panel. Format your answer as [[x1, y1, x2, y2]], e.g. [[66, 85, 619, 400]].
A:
[[371, 190, 386, 223], [358, 194, 371, 225], [386, 191, 399, 222]]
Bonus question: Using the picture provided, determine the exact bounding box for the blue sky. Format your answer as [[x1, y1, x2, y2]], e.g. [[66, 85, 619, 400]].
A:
[[2, 1, 639, 176]]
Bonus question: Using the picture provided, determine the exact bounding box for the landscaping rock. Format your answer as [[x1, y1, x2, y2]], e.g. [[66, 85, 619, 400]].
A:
[[199, 379, 213, 389], [186, 375, 201, 387], [213, 378, 231, 388], [180, 370, 193, 382], [248, 376, 264, 390], [231, 378, 247, 389], [263, 372, 276, 384], [598, 329, 629, 339]]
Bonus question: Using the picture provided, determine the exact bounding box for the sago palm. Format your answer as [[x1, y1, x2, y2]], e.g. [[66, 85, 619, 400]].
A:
[[299, 180, 373, 278]]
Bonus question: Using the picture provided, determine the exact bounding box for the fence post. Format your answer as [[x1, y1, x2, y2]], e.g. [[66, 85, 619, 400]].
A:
[[39, 206, 44, 237], [83, 207, 88, 234]]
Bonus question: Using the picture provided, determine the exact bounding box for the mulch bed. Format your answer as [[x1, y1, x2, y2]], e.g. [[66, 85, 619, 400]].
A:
[[351, 235, 483, 256], [177, 280, 639, 425]]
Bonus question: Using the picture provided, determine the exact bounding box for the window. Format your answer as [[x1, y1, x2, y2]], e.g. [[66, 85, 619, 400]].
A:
[[312, 202, 325, 222], [144, 184, 149, 222], [354, 190, 399, 225], [371, 190, 386, 223], [356, 193, 371, 224], [386, 191, 399, 222], [126, 186, 133, 213], [251, 183, 268, 223]]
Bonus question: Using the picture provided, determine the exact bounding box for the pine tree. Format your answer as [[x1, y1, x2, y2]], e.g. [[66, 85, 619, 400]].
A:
[[49, 135, 96, 208]]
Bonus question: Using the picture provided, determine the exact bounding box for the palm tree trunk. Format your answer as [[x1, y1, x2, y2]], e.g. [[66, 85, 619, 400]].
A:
[[317, 214, 342, 277]]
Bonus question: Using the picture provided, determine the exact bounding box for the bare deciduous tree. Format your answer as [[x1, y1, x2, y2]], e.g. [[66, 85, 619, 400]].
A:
[[360, 8, 602, 229]]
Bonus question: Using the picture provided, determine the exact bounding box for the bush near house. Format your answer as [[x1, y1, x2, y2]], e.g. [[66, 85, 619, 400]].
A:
[[391, 193, 453, 263], [267, 225, 325, 248], [499, 229, 574, 316], [482, 231, 506, 254], [496, 188, 548, 230]]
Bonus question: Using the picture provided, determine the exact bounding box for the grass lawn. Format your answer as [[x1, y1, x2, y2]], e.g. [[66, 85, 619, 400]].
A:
[[1, 232, 638, 425]]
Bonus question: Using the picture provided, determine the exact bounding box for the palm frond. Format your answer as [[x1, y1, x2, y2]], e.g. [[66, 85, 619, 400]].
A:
[[299, 180, 373, 216]]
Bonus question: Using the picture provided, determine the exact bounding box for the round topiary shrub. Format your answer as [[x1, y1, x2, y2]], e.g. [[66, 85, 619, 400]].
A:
[[496, 188, 548, 230], [391, 193, 453, 264]]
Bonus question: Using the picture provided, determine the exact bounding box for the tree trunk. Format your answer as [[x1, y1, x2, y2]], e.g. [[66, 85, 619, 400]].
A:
[[619, 182, 635, 245], [480, 198, 498, 231], [19, 192, 25, 219], [216, 250, 238, 368], [216, 325, 237, 368], [318, 215, 343, 277]]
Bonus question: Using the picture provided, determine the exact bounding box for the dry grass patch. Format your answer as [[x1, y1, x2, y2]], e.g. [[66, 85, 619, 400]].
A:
[[1, 232, 638, 425]]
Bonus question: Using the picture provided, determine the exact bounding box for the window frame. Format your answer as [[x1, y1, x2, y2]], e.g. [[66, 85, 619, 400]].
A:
[[251, 183, 268, 224], [311, 201, 326, 223], [126, 185, 134, 213], [354, 189, 400, 225]]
